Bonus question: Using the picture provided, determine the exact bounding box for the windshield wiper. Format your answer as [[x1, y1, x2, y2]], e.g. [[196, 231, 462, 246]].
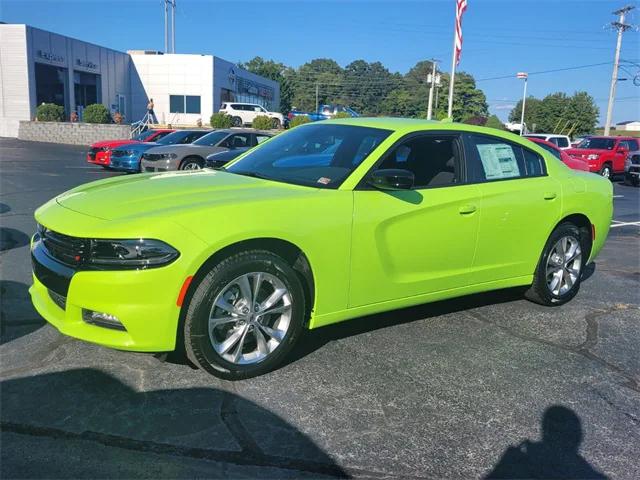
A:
[[227, 170, 276, 181]]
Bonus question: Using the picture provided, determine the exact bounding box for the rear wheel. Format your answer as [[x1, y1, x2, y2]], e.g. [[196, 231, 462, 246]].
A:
[[232, 116, 243, 127], [600, 163, 612, 180], [271, 118, 281, 129], [180, 157, 203, 170], [184, 250, 306, 379], [525, 223, 587, 306]]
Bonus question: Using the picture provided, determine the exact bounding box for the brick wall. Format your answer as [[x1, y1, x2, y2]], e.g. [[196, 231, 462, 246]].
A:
[[18, 122, 131, 145]]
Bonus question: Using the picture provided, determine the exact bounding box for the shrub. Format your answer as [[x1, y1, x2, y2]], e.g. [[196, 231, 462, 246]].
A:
[[289, 115, 312, 128], [36, 103, 64, 122], [462, 115, 487, 126], [210, 112, 234, 128], [485, 114, 506, 130], [333, 111, 351, 119], [252, 115, 274, 130], [83, 104, 111, 124]]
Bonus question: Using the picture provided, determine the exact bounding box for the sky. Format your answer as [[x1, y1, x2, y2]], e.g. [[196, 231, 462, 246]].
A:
[[1, 0, 639, 124]]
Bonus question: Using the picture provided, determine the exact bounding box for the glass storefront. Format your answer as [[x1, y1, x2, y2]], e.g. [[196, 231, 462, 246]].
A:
[[74, 71, 100, 110], [236, 77, 275, 110], [35, 63, 68, 114]]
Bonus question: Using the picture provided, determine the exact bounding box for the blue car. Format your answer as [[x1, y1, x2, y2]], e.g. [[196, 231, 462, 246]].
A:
[[109, 130, 210, 172]]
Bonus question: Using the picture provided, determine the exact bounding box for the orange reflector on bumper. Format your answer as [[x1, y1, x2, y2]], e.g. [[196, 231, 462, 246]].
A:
[[177, 276, 193, 307]]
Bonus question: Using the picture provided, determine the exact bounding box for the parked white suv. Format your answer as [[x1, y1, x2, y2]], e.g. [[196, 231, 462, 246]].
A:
[[219, 103, 284, 128], [523, 134, 572, 150]]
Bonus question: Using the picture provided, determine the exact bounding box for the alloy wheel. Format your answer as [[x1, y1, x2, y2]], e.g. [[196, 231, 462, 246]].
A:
[[182, 162, 201, 170], [208, 272, 292, 365], [601, 166, 611, 178], [545, 235, 582, 296]]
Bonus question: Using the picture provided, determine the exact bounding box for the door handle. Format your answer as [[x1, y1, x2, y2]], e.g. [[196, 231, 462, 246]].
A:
[[544, 192, 557, 200], [458, 204, 477, 215]]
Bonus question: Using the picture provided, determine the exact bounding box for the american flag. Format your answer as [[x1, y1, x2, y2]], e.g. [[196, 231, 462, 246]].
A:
[[454, 0, 468, 65]]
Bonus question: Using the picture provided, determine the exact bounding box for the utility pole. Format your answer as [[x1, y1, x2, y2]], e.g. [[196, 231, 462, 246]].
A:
[[604, 5, 635, 136], [164, 0, 169, 53], [427, 59, 440, 120], [171, 0, 176, 53], [315, 83, 319, 112]]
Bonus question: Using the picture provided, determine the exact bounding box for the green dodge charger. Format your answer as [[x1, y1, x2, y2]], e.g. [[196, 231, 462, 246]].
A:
[[31, 118, 613, 379]]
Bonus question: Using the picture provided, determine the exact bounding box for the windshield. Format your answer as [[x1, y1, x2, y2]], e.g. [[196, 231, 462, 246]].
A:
[[133, 130, 158, 141], [156, 131, 189, 145], [193, 131, 229, 146], [225, 124, 391, 189], [577, 138, 615, 150]]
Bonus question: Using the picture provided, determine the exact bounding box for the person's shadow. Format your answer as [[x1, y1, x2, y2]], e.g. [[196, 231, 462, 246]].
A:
[[486, 405, 607, 479]]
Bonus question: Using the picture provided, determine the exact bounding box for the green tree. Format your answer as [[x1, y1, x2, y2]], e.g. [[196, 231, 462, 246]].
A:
[[566, 91, 599, 136], [340, 60, 396, 115], [485, 114, 505, 130], [291, 58, 343, 112], [239, 57, 294, 114], [435, 72, 488, 122], [509, 97, 544, 132]]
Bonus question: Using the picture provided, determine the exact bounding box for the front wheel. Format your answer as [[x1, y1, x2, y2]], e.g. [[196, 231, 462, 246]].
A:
[[183, 250, 306, 379], [271, 118, 281, 129], [180, 157, 203, 170], [600, 163, 612, 179], [525, 223, 586, 306], [232, 116, 243, 127]]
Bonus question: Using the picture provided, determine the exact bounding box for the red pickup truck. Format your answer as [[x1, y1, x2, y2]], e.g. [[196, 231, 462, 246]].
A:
[[565, 136, 639, 179]]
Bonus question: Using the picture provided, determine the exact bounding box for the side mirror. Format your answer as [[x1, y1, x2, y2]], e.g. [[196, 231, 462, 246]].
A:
[[367, 169, 414, 190]]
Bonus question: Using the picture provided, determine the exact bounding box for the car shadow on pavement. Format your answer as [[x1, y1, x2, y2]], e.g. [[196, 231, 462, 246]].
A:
[[0, 203, 11, 214], [0, 227, 30, 252], [0, 368, 349, 479], [0, 281, 45, 345], [485, 405, 607, 479]]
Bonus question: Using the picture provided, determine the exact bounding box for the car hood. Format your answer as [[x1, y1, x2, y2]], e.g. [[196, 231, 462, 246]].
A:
[[565, 148, 609, 156], [113, 142, 159, 152], [54, 170, 314, 221], [91, 139, 141, 149]]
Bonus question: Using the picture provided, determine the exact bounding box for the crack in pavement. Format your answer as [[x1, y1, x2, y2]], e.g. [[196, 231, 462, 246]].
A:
[[0, 420, 395, 479], [466, 305, 640, 394]]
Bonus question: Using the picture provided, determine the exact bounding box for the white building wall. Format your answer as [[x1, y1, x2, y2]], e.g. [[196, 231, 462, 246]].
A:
[[129, 53, 213, 125], [0, 25, 30, 137]]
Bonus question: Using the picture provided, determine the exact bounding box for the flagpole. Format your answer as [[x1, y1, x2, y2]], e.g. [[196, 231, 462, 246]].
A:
[[446, 21, 457, 119]]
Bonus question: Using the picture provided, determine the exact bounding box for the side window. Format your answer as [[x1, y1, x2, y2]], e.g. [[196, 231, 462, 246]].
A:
[[153, 131, 171, 141], [465, 134, 546, 182], [225, 134, 250, 148], [255, 134, 271, 145], [377, 135, 460, 188], [555, 137, 569, 148], [230, 104, 240, 110], [220, 103, 227, 110], [548, 137, 560, 146], [629, 140, 639, 151]]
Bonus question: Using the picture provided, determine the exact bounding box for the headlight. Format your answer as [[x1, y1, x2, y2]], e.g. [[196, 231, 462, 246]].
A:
[[88, 239, 179, 269], [100, 146, 110, 152], [587, 154, 599, 160], [161, 153, 178, 159], [123, 150, 138, 156]]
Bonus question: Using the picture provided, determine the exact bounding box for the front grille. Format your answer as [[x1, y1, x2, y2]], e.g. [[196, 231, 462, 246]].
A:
[[48, 289, 67, 310], [631, 155, 640, 165], [143, 153, 163, 161], [111, 150, 128, 158], [40, 227, 90, 266]]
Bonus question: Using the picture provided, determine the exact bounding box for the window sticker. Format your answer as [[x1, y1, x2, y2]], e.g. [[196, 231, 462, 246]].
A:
[[476, 143, 521, 180], [317, 177, 331, 185]]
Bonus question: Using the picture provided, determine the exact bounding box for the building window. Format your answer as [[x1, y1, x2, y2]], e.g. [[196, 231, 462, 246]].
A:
[[169, 95, 201, 114]]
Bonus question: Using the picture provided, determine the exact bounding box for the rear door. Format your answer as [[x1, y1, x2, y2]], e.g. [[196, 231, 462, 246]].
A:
[[463, 133, 562, 283]]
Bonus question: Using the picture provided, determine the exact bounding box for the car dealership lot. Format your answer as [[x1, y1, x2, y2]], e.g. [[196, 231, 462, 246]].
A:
[[1, 138, 638, 478]]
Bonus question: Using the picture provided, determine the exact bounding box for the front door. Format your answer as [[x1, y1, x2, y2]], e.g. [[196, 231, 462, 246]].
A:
[[349, 133, 482, 308]]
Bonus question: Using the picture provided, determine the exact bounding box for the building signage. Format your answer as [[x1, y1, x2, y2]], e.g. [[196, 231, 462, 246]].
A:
[[228, 67, 236, 86], [37, 50, 64, 63], [76, 59, 98, 70]]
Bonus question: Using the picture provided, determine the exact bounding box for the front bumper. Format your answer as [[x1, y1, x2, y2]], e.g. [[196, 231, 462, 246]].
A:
[[29, 239, 186, 352], [141, 158, 174, 173], [109, 154, 142, 172], [87, 150, 110, 165]]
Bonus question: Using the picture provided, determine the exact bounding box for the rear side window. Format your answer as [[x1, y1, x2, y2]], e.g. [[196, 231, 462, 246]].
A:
[[220, 103, 227, 109], [555, 137, 569, 148], [230, 104, 241, 110], [464, 134, 546, 182]]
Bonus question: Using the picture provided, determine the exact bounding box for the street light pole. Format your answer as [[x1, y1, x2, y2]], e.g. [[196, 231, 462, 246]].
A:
[[427, 60, 438, 120], [164, 0, 168, 53], [517, 72, 528, 135]]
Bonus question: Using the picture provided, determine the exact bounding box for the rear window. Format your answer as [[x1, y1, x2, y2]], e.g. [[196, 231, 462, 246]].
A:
[[555, 137, 569, 148]]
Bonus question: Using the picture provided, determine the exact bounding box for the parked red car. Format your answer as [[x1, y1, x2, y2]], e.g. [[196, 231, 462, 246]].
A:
[[87, 129, 174, 167], [527, 137, 590, 172], [565, 136, 639, 179]]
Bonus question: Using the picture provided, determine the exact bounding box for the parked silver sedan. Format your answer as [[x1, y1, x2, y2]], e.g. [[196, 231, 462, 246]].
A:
[[140, 129, 272, 172]]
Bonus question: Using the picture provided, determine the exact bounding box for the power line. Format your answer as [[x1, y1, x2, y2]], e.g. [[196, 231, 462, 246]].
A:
[[477, 62, 613, 82]]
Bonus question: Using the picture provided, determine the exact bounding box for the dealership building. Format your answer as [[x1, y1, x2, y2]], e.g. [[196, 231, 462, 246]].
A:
[[0, 23, 280, 137]]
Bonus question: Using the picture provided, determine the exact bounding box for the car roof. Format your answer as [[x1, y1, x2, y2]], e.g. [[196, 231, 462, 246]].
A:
[[526, 137, 560, 149]]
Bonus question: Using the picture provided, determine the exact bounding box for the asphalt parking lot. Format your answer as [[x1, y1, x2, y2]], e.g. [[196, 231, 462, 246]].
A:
[[1, 137, 639, 479]]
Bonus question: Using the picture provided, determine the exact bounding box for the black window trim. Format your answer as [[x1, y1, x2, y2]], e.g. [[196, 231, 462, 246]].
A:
[[461, 132, 548, 186], [355, 130, 469, 191]]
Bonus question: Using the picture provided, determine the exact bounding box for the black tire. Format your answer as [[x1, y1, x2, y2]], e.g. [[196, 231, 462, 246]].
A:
[[183, 250, 306, 380], [271, 118, 281, 129], [179, 157, 203, 170], [525, 222, 588, 306], [232, 116, 243, 127], [599, 163, 612, 180]]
